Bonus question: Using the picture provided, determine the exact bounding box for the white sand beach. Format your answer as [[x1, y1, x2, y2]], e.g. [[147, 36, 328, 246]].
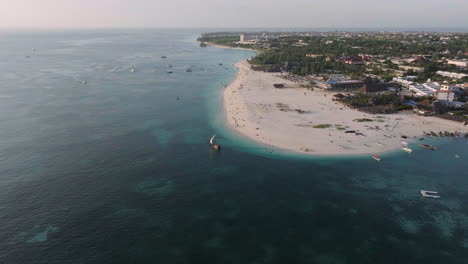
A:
[[223, 60, 468, 156]]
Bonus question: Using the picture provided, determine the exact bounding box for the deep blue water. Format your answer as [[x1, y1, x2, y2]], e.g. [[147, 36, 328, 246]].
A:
[[0, 29, 467, 264]]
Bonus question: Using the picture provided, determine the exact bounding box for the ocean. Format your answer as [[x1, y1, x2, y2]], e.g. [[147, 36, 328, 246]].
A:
[[0, 29, 467, 264]]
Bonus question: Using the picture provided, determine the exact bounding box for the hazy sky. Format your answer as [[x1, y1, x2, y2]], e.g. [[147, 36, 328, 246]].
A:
[[1, 0, 467, 29]]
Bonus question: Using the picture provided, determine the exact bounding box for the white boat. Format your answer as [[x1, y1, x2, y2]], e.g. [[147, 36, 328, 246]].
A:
[[401, 141, 409, 146], [402, 147, 413, 153], [130, 69, 135, 73], [372, 155, 381, 161], [210, 134, 220, 150], [420, 190, 440, 199]]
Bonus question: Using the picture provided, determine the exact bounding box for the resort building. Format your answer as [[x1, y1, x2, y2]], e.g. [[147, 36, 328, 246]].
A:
[[315, 79, 365, 90], [447, 59, 468, 67], [436, 71, 468, 79], [393, 76, 417, 88], [422, 82, 441, 93], [440, 84, 462, 91], [435, 90, 455, 102], [409, 84, 436, 96], [399, 65, 424, 72]]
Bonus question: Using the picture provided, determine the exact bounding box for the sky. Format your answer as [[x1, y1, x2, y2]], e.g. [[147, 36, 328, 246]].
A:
[[1, 0, 467, 29]]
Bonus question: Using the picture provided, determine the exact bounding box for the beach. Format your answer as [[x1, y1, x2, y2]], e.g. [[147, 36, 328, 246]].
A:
[[224, 60, 468, 156]]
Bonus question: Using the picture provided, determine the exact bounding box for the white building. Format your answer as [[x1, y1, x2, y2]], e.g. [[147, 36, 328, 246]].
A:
[[436, 90, 455, 101], [447, 59, 468, 67], [440, 84, 462, 91], [393, 76, 417, 88], [399, 65, 424, 72], [409, 84, 436, 96], [422, 82, 441, 93], [436, 71, 468, 79]]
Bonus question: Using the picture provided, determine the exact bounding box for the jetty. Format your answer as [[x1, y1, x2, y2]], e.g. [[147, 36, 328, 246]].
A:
[[420, 190, 440, 199]]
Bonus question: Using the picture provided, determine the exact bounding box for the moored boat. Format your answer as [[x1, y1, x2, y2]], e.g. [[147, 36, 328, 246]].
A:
[[372, 155, 381, 161], [402, 147, 413, 153], [420, 190, 440, 199], [400, 141, 408, 146], [419, 144, 436, 150], [210, 134, 221, 150]]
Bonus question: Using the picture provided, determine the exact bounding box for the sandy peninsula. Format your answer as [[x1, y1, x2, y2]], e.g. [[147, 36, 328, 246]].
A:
[[223, 60, 467, 156]]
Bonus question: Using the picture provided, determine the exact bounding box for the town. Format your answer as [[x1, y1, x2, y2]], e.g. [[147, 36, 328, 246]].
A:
[[199, 31, 468, 123]]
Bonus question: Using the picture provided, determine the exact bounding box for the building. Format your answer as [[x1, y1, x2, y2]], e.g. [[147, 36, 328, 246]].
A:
[[409, 56, 430, 66], [422, 82, 441, 93], [409, 84, 436, 96], [238, 33, 269, 44], [436, 71, 468, 79], [315, 79, 365, 89], [359, 78, 395, 94], [343, 55, 365, 65], [447, 59, 468, 67], [440, 84, 462, 91], [436, 90, 455, 102], [399, 65, 424, 73], [393, 76, 417, 88], [306, 54, 324, 58]]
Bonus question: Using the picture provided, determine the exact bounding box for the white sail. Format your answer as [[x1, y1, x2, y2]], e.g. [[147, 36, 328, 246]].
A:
[[210, 134, 216, 145]]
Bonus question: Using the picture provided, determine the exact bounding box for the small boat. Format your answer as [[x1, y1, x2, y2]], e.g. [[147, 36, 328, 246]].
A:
[[167, 71, 173, 74], [376, 142, 384, 146], [419, 144, 436, 150], [210, 134, 221, 150], [455, 155, 460, 158], [161, 56, 167, 59], [130, 69, 135, 73], [186, 68, 192, 72], [420, 190, 440, 199], [363, 144, 371, 147], [372, 155, 381, 161], [218, 63, 223, 66], [402, 147, 413, 153], [82, 80, 87, 85], [400, 141, 408, 146]]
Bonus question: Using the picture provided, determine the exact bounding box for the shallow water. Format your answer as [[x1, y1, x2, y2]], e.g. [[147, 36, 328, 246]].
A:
[[0, 29, 467, 264]]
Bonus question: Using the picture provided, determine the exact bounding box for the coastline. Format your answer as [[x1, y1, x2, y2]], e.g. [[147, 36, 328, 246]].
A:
[[222, 60, 468, 156], [202, 41, 261, 52]]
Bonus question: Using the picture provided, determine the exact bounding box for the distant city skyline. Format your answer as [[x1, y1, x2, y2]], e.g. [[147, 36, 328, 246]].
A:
[[1, 0, 468, 29]]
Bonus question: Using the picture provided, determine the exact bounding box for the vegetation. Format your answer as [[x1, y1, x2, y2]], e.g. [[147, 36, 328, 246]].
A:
[[353, 118, 374, 122], [201, 32, 468, 81], [313, 124, 333, 129]]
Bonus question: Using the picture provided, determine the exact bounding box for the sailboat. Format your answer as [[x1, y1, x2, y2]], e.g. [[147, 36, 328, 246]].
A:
[[210, 134, 221, 150]]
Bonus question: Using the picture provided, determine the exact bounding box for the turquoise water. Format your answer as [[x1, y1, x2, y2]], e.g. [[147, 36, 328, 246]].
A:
[[0, 29, 467, 263]]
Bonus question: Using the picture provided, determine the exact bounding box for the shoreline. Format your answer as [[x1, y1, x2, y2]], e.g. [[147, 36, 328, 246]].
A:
[[222, 60, 467, 156]]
